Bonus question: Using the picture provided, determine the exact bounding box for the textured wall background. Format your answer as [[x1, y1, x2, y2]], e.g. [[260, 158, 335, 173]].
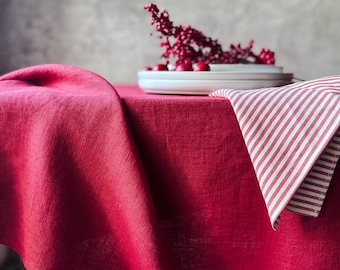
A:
[[0, 0, 339, 84]]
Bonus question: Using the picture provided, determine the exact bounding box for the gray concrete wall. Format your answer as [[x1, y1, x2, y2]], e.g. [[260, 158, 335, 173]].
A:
[[1, 0, 339, 83]]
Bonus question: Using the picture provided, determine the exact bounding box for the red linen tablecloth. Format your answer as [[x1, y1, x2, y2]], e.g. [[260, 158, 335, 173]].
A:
[[0, 64, 339, 269]]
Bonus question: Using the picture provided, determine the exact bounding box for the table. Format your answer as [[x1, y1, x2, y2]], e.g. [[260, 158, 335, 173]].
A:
[[0, 65, 339, 270], [115, 85, 340, 270]]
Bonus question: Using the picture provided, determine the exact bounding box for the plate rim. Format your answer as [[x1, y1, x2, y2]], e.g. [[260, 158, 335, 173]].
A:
[[138, 70, 294, 80]]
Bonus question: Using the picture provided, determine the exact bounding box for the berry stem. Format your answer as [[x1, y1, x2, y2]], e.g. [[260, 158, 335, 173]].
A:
[[144, 3, 275, 66]]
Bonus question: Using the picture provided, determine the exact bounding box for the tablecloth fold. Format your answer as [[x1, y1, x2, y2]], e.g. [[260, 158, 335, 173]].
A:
[[0, 64, 169, 269], [211, 76, 340, 229]]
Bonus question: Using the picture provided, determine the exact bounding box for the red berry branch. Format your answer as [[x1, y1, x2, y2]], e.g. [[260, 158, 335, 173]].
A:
[[144, 3, 275, 69]]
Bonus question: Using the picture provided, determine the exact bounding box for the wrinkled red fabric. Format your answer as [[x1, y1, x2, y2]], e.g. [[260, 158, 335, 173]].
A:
[[0, 65, 339, 270], [117, 85, 340, 270], [0, 65, 169, 270]]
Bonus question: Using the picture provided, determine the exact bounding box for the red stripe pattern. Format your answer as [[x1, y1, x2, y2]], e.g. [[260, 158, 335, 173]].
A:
[[211, 76, 340, 229]]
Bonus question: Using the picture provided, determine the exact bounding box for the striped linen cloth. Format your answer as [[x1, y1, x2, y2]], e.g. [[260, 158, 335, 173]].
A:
[[210, 76, 340, 229]]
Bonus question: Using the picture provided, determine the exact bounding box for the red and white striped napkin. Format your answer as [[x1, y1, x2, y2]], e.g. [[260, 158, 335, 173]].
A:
[[210, 76, 340, 229]]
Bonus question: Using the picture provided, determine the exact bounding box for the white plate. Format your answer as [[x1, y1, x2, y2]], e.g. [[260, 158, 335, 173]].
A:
[[138, 70, 293, 81], [209, 64, 283, 73], [138, 79, 292, 95]]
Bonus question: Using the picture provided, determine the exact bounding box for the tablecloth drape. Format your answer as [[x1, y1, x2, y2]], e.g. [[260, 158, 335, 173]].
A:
[[117, 85, 340, 270], [0, 64, 170, 270], [0, 64, 339, 269]]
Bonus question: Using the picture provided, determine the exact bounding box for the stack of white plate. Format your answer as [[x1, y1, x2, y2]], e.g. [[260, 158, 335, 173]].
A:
[[138, 64, 293, 95]]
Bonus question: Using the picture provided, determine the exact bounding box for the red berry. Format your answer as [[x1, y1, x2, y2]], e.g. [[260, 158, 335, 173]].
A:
[[152, 64, 168, 71], [174, 62, 193, 71], [193, 62, 210, 71], [142, 66, 152, 71]]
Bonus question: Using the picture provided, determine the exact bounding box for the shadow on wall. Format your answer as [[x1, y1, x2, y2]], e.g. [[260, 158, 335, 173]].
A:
[[0, 1, 11, 76], [0, 0, 64, 76]]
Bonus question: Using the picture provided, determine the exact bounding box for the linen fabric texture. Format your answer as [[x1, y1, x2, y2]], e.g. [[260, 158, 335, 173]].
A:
[[0, 64, 169, 269], [0, 65, 339, 269], [211, 76, 340, 229]]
